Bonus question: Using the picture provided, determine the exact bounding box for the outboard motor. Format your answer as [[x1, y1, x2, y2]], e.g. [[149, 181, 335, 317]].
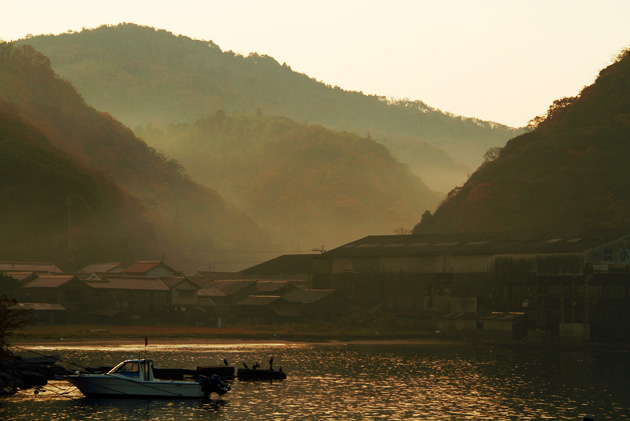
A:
[[197, 374, 231, 398]]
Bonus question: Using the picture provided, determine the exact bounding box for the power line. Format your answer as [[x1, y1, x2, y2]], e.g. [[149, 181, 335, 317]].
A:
[[182, 249, 318, 254]]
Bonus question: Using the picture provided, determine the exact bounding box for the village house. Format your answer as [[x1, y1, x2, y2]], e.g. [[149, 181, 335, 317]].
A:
[[160, 276, 205, 324], [122, 261, 181, 278], [84, 276, 169, 322], [19, 275, 93, 314]]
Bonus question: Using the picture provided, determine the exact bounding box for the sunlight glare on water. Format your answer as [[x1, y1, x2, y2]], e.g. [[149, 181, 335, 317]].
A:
[[1, 343, 628, 420]]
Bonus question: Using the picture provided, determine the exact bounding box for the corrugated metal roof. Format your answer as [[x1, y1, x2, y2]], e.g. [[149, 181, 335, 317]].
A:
[[78, 262, 123, 273], [240, 254, 317, 274], [323, 228, 630, 258], [282, 289, 336, 304], [85, 277, 169, 291], [0, 262, 61, 273]]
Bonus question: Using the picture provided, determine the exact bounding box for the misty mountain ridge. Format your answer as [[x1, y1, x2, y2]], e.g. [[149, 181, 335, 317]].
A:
[[136, 111, 441, 248], [16, 23, 521, 192], [0, 42, 270, 271], [414, 47, 630, 234]]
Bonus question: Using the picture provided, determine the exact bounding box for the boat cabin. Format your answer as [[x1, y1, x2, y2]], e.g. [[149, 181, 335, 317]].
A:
[[107, 359, 155, 381]]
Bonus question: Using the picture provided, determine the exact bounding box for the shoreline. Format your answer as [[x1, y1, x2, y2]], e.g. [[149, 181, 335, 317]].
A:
[[13, 337, 468, 347]]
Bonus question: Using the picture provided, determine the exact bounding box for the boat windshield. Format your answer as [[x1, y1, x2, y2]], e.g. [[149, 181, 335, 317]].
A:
[[108, 361, 140, 376]]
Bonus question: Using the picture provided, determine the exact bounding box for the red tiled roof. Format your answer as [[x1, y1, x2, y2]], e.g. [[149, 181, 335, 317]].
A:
[[123, 261, 163, 273], [86, 277, 169, 291], [22, 275, 76, 288], [78, 262, 123, 273]]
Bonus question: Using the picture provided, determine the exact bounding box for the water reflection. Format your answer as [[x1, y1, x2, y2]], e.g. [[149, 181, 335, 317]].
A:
[[2, 343, 629, 420]]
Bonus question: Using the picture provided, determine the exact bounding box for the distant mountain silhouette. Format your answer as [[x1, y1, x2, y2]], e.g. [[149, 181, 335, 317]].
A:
[[0, 42, 270, 271], [17, 23, 520, 192], [137, 112, 441, 248], [414, 48, 630, 234]]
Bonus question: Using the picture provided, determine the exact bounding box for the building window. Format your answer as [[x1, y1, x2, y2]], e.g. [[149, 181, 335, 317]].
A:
[[604, 248, 613, 261], [178, 290, 196, 298]]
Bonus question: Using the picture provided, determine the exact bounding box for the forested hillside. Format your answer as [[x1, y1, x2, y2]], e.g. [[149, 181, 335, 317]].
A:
[[137, 112, 441, 248], [414, 48, 630, 234], [17, 23, 520, 192], [0, 102, 154, 266], [0, 42, 270, 271]]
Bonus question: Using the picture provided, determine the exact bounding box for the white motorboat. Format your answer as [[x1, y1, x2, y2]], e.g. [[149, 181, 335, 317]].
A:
[[66, 358, 230, 399]]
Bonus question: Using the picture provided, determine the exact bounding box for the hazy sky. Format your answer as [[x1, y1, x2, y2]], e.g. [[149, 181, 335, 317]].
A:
[[2, 0, 629, 127]]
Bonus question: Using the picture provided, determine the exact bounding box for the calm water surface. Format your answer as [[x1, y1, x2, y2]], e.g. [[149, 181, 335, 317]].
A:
[[1, 342, 628, 420]]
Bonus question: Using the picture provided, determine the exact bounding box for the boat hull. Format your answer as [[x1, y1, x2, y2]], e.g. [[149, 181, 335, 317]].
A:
[[237, 368, 287, 380], [67, 374, 206, 398]]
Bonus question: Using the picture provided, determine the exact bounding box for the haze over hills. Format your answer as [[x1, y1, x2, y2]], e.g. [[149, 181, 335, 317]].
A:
[[136, 112, 441, 248], [0, 42, 270, 271], [16, 23, 521, 192], [414, 48, 630, 234], [0, 101, 155, 266]]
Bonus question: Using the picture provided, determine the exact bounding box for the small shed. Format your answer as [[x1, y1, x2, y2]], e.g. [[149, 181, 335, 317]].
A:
[[236, 295, 301, 323], [438, 312, 526, 340], [282, 289, 348, 319], [11, 302, 66, 324]]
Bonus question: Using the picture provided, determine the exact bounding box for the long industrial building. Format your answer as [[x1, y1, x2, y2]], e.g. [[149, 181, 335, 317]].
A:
[[313, 228, 630, 341]]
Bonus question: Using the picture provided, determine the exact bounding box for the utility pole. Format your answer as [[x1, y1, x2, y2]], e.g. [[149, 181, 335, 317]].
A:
[[65, 196, 72, 249]]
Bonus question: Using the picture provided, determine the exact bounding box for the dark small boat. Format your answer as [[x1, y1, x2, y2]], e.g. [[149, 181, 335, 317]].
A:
[[196, 366, 236, 380], [22, 354, 60, 365], [153, 367, 198, 380], [237, 368, 286, 380]]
